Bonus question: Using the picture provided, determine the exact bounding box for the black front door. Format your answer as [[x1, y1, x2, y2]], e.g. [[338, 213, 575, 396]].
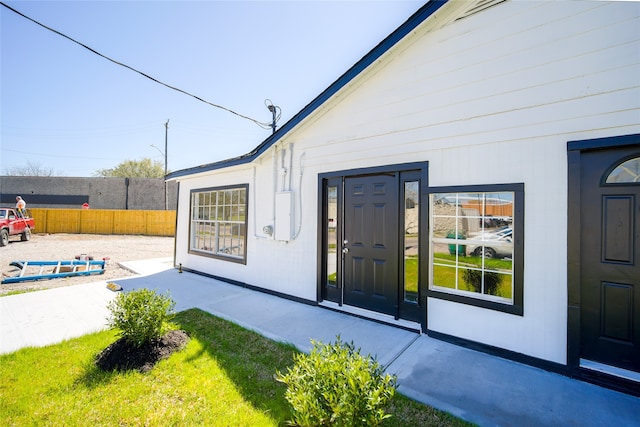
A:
[[580, 146, 640, 372], [342, 174, 399, 315]]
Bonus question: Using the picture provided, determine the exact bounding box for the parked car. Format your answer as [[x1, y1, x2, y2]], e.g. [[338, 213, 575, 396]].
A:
[[467, 226, 512, 259], [0, 208, 35, 246]]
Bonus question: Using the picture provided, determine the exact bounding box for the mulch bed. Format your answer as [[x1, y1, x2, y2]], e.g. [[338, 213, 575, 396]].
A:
[[95, 330, 190, 373]]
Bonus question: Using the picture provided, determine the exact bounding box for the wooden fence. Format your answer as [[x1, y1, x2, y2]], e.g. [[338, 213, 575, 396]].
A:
[[29, 209, 176, 237]]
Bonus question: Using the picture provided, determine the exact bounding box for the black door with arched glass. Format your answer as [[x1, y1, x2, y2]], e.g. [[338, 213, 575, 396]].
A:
[[580, 146, 640, 373]]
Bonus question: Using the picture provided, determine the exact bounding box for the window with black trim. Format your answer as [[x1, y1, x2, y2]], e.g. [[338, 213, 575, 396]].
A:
[[190, 185, 248, 263], [428, 184, 524, 315]]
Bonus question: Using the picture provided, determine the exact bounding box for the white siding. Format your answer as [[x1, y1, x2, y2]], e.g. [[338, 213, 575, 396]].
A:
[[175, 1, 640, 364], [175, 150, 319, 302]]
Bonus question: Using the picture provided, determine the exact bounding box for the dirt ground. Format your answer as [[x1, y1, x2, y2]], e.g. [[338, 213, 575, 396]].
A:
[[0, 233, 175, 295]]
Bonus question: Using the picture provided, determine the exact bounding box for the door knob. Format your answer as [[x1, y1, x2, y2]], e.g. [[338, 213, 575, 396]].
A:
[[342, 247, 349, 254]]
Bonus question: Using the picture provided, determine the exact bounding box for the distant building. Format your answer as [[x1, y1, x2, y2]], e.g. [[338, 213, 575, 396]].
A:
[[0, 176, 177, 210]]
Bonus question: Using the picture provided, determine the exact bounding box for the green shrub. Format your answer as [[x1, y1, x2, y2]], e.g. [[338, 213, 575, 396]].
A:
[[107, 288, 176, 347], [275, 336, 397, 427], [462, 268, 501, 295]]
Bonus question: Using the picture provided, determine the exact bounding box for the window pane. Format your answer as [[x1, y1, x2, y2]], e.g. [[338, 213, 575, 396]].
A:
[[326, 186, 338, 288], [459, 268, 485, 294], [404, 181, 419, 303], [491, 272, 513, 299], [432, 234, 452, 260], [432, 216, 462, 239], [459, 192, 485, 217], [432, 264, 457, 290], [606, 157, 640, 183], [432, 194, 460, 216]]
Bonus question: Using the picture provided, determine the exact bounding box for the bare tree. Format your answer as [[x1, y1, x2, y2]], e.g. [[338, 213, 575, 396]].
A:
[[4, 161, 57, 176]]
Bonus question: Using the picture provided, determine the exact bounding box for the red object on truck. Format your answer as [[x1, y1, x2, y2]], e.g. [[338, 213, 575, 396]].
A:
[[0, 208, 35, 247]]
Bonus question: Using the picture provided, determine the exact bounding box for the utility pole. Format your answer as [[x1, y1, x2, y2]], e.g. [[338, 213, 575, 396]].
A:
[[267, 105, 276, 134], [164, 119, 169, 210], [150, 120, 170, 210], [265, 100, 279, 134], [164, 119, 169, 177]]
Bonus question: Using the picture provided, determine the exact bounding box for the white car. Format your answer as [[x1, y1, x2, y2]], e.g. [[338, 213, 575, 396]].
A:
[[467, 227, 512, 259]]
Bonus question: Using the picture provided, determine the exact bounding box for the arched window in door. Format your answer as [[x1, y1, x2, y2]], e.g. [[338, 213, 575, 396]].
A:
[[605, 156, 640, 184]]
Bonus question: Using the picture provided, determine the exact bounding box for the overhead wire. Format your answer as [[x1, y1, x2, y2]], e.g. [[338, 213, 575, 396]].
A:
[[2, 147, 127, 161], [0, 1, 276, 130]]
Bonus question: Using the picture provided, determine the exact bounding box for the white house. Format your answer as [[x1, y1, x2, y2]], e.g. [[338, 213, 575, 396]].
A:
[[167, 0, 640, 394]]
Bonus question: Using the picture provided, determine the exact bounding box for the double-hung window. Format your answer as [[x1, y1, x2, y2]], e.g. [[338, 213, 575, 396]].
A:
[[190, 185, 248, 263], [428, 184, 524, 315]]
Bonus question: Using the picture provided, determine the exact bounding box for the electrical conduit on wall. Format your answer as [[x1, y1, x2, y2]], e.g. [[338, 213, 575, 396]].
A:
[[252, 147, 278, 240], [251, 143, 305, 241]]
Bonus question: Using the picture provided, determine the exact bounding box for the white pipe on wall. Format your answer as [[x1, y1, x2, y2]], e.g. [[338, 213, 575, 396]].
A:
[[272, 147, 277, 225], [291, 151, 305, 240], [280, 148, 287, 192], [288, 142, 294, 192]]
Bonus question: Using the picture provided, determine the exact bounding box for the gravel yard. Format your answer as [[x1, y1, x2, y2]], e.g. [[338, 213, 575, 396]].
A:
[[0, 233, 174, 295]]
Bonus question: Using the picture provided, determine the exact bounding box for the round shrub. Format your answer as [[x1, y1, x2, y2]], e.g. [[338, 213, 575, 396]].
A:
[[462, 268, 501, 296], [107, 288, 176, 347], [275, 336, 397, 427]]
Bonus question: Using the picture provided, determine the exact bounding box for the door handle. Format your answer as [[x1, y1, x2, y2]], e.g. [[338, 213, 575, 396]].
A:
[[342, 247, 349, 254]]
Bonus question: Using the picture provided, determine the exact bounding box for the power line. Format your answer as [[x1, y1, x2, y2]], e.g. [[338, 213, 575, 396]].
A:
[[1, 147, 126, 161], [0, 1, 276, 130]]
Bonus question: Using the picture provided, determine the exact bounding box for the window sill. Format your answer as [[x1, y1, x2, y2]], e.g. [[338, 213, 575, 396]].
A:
[[427, 289, 523, 316]]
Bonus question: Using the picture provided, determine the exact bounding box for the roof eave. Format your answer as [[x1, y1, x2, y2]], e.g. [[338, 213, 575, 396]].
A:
[[167, 0, 449, 181]]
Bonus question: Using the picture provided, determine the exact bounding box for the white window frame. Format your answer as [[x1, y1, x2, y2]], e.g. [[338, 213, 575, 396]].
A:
[[189, 184, 248, 264]]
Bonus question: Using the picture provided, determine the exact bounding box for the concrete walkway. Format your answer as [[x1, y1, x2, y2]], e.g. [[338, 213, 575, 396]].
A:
[[1, 259, 639, 426]]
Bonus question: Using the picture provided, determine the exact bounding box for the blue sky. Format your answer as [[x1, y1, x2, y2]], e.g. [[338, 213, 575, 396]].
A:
[[1, 1, 423, 177]]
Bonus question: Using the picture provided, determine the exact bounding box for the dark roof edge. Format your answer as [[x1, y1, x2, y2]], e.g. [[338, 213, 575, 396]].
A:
[[167, 0, 449, 180]]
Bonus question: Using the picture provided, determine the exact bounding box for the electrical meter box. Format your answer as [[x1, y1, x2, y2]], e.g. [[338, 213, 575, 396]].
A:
[[275, 191, 293, 241]]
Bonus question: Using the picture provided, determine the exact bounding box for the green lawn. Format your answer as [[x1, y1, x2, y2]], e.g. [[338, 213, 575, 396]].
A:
[[405, 254, 511, 298], [0, 309, 472, 427]]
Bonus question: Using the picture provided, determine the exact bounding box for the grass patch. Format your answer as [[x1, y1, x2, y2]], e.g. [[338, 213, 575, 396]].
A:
[[0, 309, 471, 427]]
